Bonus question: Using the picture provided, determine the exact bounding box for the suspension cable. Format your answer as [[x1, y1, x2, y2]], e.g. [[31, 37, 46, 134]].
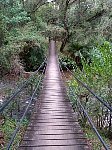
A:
[[0, 59, 47, 113], [6, 62, 47, 150], [59, 62, 110, 150], [59, 58, 112, 112]]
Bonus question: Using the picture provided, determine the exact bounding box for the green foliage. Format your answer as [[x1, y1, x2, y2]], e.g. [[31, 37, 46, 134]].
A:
[[43, 25, 66, 40], [35, 16, 47, 31], [0, 20, 48, 74], [0, 43, 20, 74], [0, 117, 29, 149], [20, 40, 46, 72], [70, 41, 112, 101], [36, 4, 59, 25], [69, 41, 112, 138], [84, 127, 111, 150], [68, 41, 91, 60], [82, 41, 112, 85], [0, 47, 11, 73], [54, 0, 112, 50], [60, 53, 76, 70], [0, 11, 6, 46], [7, 21, 47, 43], [2, 0, 31, 28]]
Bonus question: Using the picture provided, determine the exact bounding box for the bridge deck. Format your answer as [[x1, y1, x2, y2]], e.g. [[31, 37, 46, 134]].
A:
[[19, 41, 90, 150]]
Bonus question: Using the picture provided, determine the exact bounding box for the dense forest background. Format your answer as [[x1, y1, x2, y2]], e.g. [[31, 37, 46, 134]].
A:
[[0, 0, 112, 149]]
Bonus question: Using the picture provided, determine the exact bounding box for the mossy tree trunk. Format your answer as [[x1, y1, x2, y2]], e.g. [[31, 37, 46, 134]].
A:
[[0, 17, 4, 47]]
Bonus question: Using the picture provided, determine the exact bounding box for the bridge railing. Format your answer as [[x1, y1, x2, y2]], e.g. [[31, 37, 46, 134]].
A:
[[59, 59, 111, 150], [0, 60, 47, 150]]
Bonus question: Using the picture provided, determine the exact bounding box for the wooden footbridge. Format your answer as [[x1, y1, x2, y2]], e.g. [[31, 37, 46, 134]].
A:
[[0, 40, 111, 150], [18, 40, 89, 150]]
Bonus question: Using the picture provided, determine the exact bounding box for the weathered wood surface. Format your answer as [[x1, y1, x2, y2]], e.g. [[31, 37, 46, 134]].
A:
[[19, 41, 90, 150]]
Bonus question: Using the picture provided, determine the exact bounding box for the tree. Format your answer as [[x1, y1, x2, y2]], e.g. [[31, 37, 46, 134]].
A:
[[0, 14, 4, 47], [24, 0, 48, 13], [0, 1, 6, 47], [0, 0, 31, 30], [52, 0, 112, 51]]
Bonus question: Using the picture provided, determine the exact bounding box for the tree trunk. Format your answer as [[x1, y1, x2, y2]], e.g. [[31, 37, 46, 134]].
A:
[[0, 38, 3, 47], [9, 0, 14, 7], [0, 20, 4, 47], [60, 36, 68, 52], [60, 0, 70, 52], [21, 0, 25, 7]]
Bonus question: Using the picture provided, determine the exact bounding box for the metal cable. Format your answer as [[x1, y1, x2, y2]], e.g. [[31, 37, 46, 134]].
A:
[[59, 61, 110, 150], [6, 62, 47, 150], [0, 59, 46, 113], [59, 58, 112, 112]]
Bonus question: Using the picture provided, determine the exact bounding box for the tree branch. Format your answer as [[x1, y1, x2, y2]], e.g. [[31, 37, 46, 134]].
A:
[[87, 9, 106, 22], [69, 0, 78, 6], [27, 0, 49, 14]]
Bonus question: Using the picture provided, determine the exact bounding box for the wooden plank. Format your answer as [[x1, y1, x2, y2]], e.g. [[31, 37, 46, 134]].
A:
[[20, 139, 88, 146], [23, 133, 86, 140], [19, 145, 90, 150], [25, 129, 83, 134]]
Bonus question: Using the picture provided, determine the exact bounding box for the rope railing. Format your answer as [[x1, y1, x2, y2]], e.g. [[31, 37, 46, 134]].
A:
[[59, 62, 110, 150], [0, 59, 46, 113], [6, 61, 47, 150], [59, 58, 112, 112]]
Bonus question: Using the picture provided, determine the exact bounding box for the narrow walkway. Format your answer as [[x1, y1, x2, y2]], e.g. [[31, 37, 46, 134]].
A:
[[19, 41, 89, 150]]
